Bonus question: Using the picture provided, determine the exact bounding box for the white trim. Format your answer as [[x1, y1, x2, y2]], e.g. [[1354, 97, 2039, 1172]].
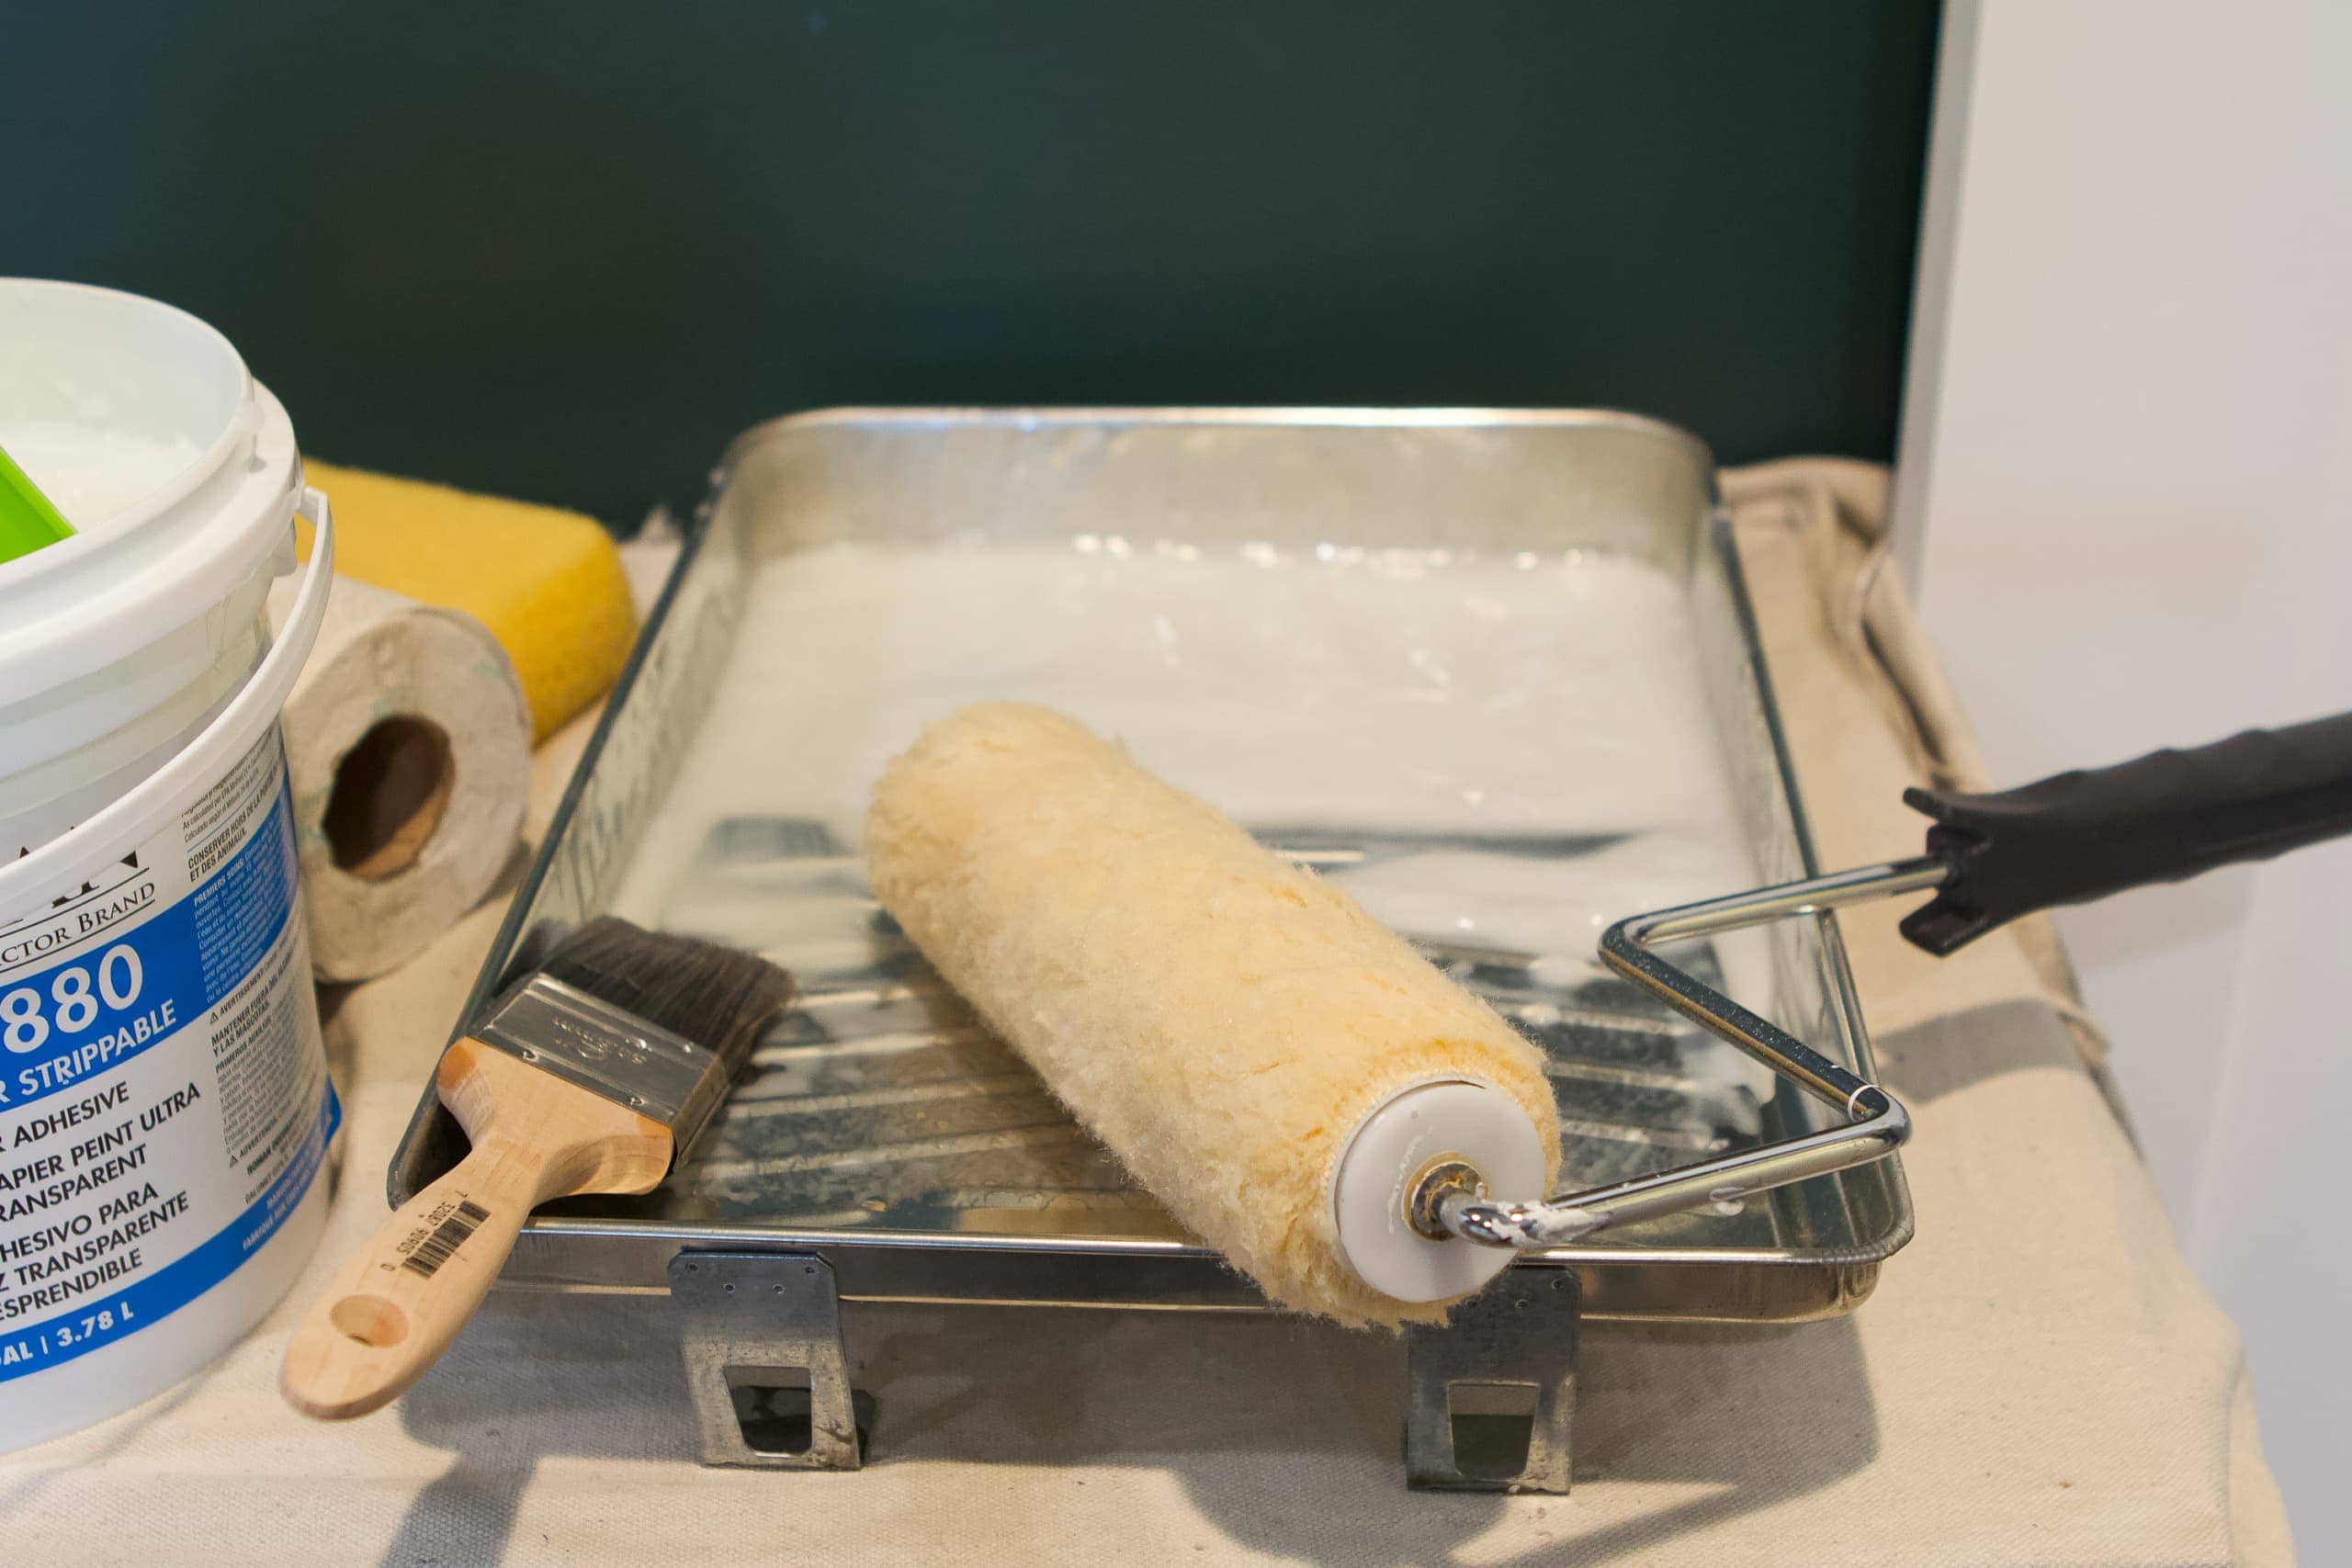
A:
[[1886, 0, 1983, 595]]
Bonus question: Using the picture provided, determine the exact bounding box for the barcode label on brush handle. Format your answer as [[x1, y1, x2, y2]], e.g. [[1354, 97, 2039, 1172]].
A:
[[402, 1200, 492, 1278]]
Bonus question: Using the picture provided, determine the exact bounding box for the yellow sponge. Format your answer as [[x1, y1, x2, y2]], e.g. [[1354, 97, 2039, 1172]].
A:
[[296, 462, 635, 740]]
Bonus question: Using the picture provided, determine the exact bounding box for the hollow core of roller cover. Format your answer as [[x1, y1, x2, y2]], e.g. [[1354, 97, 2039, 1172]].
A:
[[1330, 1079, 1551, 1303]]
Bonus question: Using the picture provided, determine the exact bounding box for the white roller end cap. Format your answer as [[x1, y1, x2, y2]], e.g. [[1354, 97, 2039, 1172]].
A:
[[1331, 1079, 1547, 1303]]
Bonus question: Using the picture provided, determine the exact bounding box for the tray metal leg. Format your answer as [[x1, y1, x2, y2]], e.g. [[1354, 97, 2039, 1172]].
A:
[[1404, 1267, 1578, 1493], [671, 1250, 865, 1470]]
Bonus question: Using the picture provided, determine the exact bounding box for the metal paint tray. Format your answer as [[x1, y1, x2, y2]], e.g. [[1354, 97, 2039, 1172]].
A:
[[390, 409, 1911, 1488]]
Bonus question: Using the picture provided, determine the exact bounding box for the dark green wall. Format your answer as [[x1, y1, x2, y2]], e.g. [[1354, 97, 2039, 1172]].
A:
[[4, 3, 1939, 527]]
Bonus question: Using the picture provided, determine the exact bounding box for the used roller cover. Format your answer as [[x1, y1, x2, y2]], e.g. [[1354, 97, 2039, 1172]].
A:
[[866, 703, 1561, 1325]]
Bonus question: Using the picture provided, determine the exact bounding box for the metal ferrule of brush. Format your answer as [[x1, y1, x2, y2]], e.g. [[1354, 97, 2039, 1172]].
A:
[[469, 975, 730, 1162]]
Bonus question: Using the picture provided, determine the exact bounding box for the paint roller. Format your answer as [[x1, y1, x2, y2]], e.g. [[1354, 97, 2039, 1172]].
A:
[[867, 702, 1560, 1325], [875, 702, 2352, 1326]]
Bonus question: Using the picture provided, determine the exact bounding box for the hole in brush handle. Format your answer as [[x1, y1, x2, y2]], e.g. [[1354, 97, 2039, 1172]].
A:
[[329, 1294, 411, 1348]]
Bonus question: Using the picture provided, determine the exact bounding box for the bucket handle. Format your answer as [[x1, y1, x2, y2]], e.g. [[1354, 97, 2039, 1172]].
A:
[[0, 487, 334, 916]]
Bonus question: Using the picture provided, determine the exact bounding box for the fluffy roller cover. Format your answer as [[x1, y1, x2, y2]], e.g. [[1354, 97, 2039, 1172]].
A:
[[866, 703, 1561, 1325]]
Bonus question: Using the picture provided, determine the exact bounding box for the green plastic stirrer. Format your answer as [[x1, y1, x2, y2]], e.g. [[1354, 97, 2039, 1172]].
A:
[[0, 442, 75, 564]]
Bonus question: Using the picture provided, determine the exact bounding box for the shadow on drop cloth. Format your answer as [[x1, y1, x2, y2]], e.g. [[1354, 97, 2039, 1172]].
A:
[[388, 1270, 1880, 1566]]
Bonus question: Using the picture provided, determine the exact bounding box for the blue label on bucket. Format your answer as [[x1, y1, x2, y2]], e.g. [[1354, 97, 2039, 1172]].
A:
[[0, 735, 338, 1389], [0, 1086, 338, 1382], [0, 788, 297, 1113]]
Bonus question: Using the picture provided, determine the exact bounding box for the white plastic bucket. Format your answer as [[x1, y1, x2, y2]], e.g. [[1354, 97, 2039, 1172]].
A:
[[0, 279, 339, 1450]]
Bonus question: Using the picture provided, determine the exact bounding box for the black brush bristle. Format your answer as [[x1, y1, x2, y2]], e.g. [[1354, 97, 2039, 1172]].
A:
[[537, 917, 795, 1070]]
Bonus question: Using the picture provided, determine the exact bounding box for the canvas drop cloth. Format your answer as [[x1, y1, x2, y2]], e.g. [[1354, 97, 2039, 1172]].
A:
[[0, 462, 2294, 1565]]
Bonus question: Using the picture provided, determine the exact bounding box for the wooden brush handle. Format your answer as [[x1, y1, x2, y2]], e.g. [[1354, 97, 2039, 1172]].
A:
[[281, 1039, 672, 1420]]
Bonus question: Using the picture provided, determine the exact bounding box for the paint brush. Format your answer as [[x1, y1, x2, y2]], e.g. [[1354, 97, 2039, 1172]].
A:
[[281, 917, 794, 1419]]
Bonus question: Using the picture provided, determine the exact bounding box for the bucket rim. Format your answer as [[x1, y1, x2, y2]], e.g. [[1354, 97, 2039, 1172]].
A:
[[0, 276, 256, 553], [0, 489, 334, 918]]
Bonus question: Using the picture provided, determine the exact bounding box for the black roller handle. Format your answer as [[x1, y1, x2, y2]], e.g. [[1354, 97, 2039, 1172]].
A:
[[1898, 710, 2352, 956]]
